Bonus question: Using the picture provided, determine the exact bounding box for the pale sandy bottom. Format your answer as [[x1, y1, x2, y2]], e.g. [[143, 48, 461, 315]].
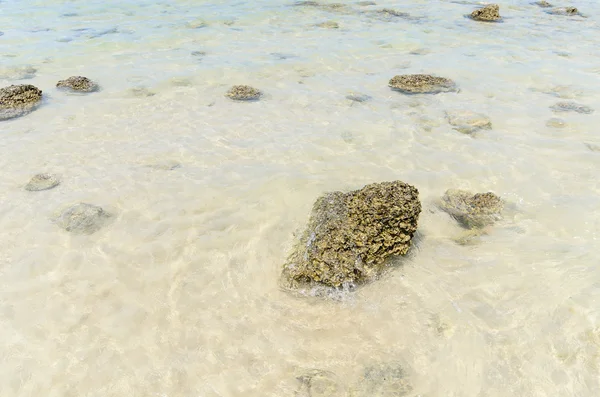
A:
[[1, 1, 599, 396]]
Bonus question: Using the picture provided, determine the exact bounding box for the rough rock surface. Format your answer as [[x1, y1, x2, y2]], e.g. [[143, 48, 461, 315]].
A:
[[470, 4, 501, 21], [281, 181, 421, 289], [56, 76, 99, 92], [550, 101, 594, 114], [295, 370, 343, 397], [25, 173, 60, 191], [349, 362, 412, 397], [439, 189, 503, 229], [547, 7, 579, 15], [55, 203, 112, 235], [226, 85, 262, 101], [0, 84, 43, 121], [445, 110, 492, 134], [389, 74, 457, 94]]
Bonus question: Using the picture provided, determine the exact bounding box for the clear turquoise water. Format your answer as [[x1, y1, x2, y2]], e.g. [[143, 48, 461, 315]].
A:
[[1, 1, 599, 396]]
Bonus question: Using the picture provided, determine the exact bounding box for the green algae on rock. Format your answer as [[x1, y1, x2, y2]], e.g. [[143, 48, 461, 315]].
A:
[[281, 181, 421, 290], [55, 203, 112, 235], [389, 74, 457, 94], [226, 85, 263, 101], [439, 189, 503, 229], [469, 4, 501, 22], [25, 173, 60, 191], [56, 76, 99, 93], [0, 84, 43, 121]]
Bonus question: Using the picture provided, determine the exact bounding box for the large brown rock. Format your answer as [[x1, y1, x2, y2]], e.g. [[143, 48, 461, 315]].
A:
[[469, 4, 501, 22], [389, 74, 457, 94], [281, 181, 421, 289], [0, 84, 42, 121]]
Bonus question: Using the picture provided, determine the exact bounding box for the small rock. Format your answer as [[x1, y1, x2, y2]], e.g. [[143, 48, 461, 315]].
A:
[[56, 76, 99, 93], [469, 4, 501, 22], [547, 7, 580, 16], [377, 8, 409, 18], [533, 0, 552, 7], [25, 173, 60, 191], [226, 85, 262, 101], [389, 74, 457, 94], [350, 362, 412, 397], [0, 84, 43, 121], [316, 20, 340, 28], [439, 189, 503, 229], [445, 110, 492, 134], [346, 93, 371, 102], [281, 181, 421, 289], [127, 87, 155, 97], [293, 1, 349, 12], [55, 203, 112, 235], [186, 19, 207, 29], [191, 51, 207, 57], [357, 1, 377, 5], [550, 101, 594, 114], [546, 118, 567, 128], [295, 370, 343, 397]]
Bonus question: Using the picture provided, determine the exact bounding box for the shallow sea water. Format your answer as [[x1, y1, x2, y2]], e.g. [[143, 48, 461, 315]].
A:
[[1, 0, 600, 396]]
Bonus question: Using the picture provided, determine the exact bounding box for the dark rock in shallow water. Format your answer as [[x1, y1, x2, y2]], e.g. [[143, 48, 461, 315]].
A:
[[55, 203, 112, 235], [357, 1, 377, 5], [469, 4, 501, 22], [377, 8, 410, 18], [0, 84, 43, 121], [56, 76, 99, 93], [281, 181, 421, 289], [226, 85, 262, 101], [316, 20, 340, 28], [439, 189, 503, 229], [389, 74, 457, 94], [295, 370, 343, 397], [25, 173, 60, 191], [350, 362, 413, 397], [547, 7, 580, 16], [533, 0, 552, 7], [550, 101, 594, 114]]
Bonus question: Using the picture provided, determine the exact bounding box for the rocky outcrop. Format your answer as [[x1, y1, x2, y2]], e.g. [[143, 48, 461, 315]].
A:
[[469, 4, 501, 22], [25, 174, 60, 191], [281, 181, 421, 289], [56, 76, 99, 93], [0, 84, 43, 121], [439, 189, 503, 229], [226, 85, 263, 101], [389, 74, 457, 94], [55, 203, 112, 234]]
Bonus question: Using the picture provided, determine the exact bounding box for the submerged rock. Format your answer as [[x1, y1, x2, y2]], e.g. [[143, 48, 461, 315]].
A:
[[350, 362, 412, 397], [55, 203, 112, 235], [445, 110, 492, 134], [547, 7, 580, 16], [56, 76, 99, 93], [469, 4, 501, 22], [546, 118, 567, 128], [551, 101, 593, 114], [439, 189, 503, 229], [0, 84, 43, 121], [25, 173, 60, 191], [357, 1, 377, 5], [377, 8, 409, 18], [294, 1, 349, 12], [389, 74, 457, 94], [281, 181, 421, 289], [0, 65, 37, 80], [346, 92, 372, 102], [533, 0, 552, 7], [295, 370, 343, 397], [226, 85, 262, 101], [316, 20, 340, 28]]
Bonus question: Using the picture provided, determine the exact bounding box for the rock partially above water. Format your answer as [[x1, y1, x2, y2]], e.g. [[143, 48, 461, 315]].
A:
[[56, 76, 99, 93], [0, 84, 43, 121], [25, 173, 60, 191], [547, 7, 580, 16], [439, 189, 503, 229], [550, 101, 594, 114], [350, 362, 413, 397], [445, 110, 492, 134], [226, 85, 262, 101], [389, 74, 457, 94], [469, 4, 501, 22], [55, 203, 112, 235], [281, 181, 421, 289], [533, 0, 553, 7]]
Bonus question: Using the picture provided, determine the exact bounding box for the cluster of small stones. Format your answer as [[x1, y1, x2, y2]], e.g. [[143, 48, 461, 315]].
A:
[[0, 84, 43, 120], [439, 189, 504, 229], [281, 181, 421, 289], [225, 85, 262, 101], [469, 4, 501, 22], [56, 76, 99, 92], [389, 74, 457, 94]]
